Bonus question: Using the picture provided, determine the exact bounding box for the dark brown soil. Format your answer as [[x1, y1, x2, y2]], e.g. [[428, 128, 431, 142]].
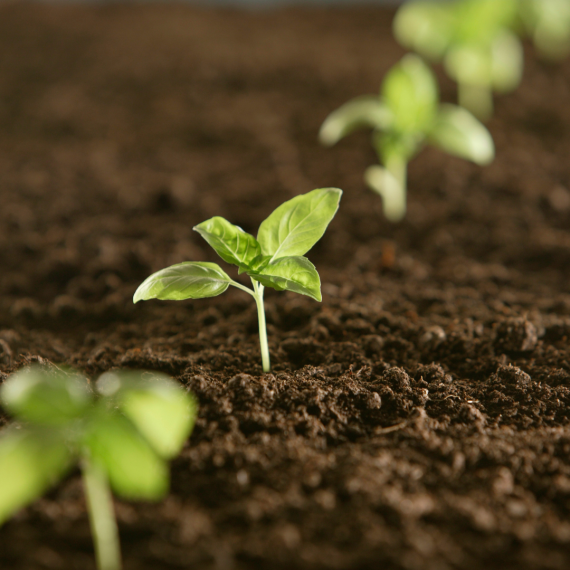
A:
[[1, 3, 570, 569]]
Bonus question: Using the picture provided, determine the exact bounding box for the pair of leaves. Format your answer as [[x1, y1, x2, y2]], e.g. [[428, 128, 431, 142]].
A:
[[88, 371, 196, 499], [319, 55, 494, 167], [394, 0, 523, 93], [0, 366, 197, 524], [133, 188, 342, 304], [319, 55, 437, 156], [395, 0, 518, 57]]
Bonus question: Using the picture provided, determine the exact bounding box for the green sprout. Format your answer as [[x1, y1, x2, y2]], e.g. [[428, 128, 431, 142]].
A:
[[520, 0, 570, 60], [394, 0, 523, 119], [0, 365, 197, 570], [133, 188, 342, 373], [319, 54, 494, 222]]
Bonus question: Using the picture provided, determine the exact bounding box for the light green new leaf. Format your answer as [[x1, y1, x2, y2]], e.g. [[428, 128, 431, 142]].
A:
[[0, 429, 71, 525], [429, 104, 495, 165], [318, 96, 392, 146], [248, 256, 321, 301], [374, 130, 422, 165], [1, 366, 92, 426], [84, 410, 168, 501], [133, 262, 233, 302], [257, 188, 342, 261], [194, 217, 261, 269], [96, 371, 197, 459], [382, 54, 438, 134], [393, 1, 454, 61], [251, 254, 272, 271]]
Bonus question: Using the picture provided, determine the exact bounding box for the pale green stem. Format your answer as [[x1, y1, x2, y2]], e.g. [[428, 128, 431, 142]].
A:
[[251, 279, 270, 373], [83, 460, 121, 570], [384, 154, 408, 222], [385, 154, 407, 198], [458, 82, 493, 121], [229, 278, 270, 372]]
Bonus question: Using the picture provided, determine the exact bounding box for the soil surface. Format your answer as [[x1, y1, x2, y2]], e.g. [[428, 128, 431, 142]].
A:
[[1, 3, 570, 570]]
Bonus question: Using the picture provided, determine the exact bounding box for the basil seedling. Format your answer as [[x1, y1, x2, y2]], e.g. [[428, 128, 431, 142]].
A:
[[0, 366, 197, 570], [394, 0, 523, 119], [134, 188, 342, 373], [319, 55, 494, 222], [520, 0, 570, 60]]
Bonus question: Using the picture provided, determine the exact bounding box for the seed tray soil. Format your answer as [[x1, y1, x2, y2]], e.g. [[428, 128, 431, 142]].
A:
[[1, 3, 570, 570]]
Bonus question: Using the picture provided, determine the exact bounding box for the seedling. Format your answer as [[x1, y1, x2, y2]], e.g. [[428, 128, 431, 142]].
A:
[[0, 365, 197, 570], [319, 54, 494, 222], [519, 0, 570, 60], [394, 0, 523, 119], [133, 188, 342, 373]]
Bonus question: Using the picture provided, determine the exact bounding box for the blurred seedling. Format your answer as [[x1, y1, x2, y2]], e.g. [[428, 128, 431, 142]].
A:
[[0, 365, 197, 570], [319, 54, 494, 222], [134, 188, 342, 373], [394, 0, 523, 119], [519, 0, 570, 60]]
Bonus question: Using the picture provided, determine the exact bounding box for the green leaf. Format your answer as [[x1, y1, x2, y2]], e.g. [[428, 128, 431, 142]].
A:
[[454, 0, 518, 44], [133, 262, 233, 303], [0, 428, 71, 525], [96, 371, 197, 459], [248, 256, 321, 301], [429, 104, 495, 165], [194, 217, 261, 270], [257, 188, 342, 261], [319, 96, 392, 146], [84, 409, 168, 501], [1, 366, 92, 426], [393, 1, 454, 61], [381, 54, 438, 134]]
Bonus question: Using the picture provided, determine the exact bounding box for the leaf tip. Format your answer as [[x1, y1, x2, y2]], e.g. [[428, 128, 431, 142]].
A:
[[318, 121, 340, 147]]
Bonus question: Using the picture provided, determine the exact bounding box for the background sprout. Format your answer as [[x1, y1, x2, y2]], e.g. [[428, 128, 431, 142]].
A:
[[134, 188, 342, 373], [394, 0, 523, 119], [319, 54, 494, 222], [519, 0, 570, 60], [0, 366, 197, 570]]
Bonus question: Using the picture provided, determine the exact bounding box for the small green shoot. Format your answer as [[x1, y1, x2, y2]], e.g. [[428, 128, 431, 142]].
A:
[[0, 366, 197, 570], [394, 0, 523, 119], [520, 0, 570, 60], [319, 55, 494, 222], [133, 188, 342, 373]]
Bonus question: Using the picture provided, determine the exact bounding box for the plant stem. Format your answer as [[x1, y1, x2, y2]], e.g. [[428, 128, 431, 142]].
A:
[[384, 154, 408, 222], [458, 82, 493, 121], [83, 460, 122, 570], [251, 279, 270, 373]]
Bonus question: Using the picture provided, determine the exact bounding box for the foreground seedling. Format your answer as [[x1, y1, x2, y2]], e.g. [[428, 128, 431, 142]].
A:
[[134, 188, 342, 373], [319, 55, 494, 222], [0, 366, 196, 570], [394, 0, 522, 119]]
